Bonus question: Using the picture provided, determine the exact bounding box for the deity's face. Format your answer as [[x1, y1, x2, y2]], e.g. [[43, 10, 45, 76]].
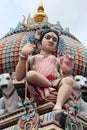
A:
[[41, 32, 58, 53]]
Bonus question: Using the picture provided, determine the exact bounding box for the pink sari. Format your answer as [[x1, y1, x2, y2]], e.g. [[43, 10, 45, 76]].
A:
[[28, 54, 60, 104]]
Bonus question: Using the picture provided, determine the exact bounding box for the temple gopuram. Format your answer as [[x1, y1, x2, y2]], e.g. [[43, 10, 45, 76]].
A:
[[0, 1, 87, 130]]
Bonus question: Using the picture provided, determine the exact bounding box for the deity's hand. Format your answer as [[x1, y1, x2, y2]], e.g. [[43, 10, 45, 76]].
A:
[[21, 42, 36, 57]]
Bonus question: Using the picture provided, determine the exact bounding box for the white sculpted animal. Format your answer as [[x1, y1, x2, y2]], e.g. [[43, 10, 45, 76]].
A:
[[73, 75, 87, 118], [0, 73, 23, 115]]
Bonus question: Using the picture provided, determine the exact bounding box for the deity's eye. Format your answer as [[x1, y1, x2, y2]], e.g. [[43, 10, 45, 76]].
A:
[[44, 35, 58, 42]]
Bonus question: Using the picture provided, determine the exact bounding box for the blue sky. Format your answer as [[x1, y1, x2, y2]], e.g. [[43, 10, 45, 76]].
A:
[[0, 0, 87, 47]]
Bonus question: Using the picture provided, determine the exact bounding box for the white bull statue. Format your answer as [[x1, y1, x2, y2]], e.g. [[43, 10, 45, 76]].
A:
[[73, 75, 87, 118], [0, 73, 23, 115]]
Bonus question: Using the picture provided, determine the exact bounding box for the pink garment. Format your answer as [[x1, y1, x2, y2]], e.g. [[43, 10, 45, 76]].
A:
[[28, 54, 60, 104], [34, 54, 57, 80]]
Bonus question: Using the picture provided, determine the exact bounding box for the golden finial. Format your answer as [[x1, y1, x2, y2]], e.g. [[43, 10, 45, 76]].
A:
[[34, 1, 48, 23], [39, 0, 43, 6]]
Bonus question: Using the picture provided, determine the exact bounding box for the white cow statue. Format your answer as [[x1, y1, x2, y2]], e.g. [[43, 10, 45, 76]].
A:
[[0, 73, 23, 115], [73, 75, 87, 118]]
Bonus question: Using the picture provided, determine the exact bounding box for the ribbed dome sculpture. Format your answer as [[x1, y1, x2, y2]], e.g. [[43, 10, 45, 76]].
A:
[[0, 3, 87, 77]]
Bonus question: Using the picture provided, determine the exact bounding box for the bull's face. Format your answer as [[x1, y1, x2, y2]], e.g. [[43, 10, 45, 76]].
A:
[[74, 75, 87, 90], [0, 73, 11, 90]]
